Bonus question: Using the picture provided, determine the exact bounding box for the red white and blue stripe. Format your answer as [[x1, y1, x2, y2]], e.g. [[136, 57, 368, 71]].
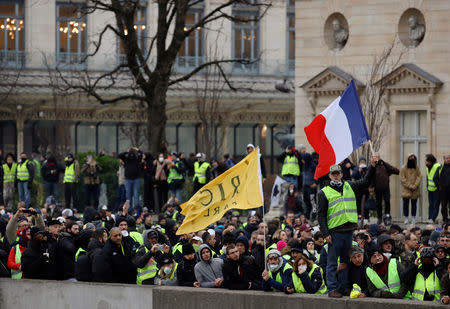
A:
[[304, 80, 370, 179]]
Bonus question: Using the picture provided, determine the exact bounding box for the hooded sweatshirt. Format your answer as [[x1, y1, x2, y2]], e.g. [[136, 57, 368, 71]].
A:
[[194, 244, 224, 288]]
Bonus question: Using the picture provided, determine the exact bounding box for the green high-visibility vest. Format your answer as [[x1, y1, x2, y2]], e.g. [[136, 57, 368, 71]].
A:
[[281, 155, 300, 177], [130, 231, 144, 246], [167, 162, 183, 184], [136, 247, 158, 284], [366, 259, 401, 293], [17, 160, 30, 181], [75, 247, 86, 261], [291, 264, 327, 294], [11, 244, 22, 279], [169, 263, 178, 279], [172, 242, 183, 255], [33, 159, 42, 181], [411, 269, 441, 301], [63, 160, 76, 183], [322, 182, 357, 229], [170, 210, 179, 221], [265, 243, 277, 256], [427, 163, 441, 192], [2, 163, 17, 183], [193, 161, 210, 184], [269, 262, 292, 286]]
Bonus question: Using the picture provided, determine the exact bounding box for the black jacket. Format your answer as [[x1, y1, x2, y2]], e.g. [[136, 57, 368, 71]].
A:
[[21, 240, 52, 280], [119, 150, 143, 179], [89, 239, 105, 282], [177, 256, 198, 287], [222, 255, 262, 290], [41, 157, 63, 182], [94, 237, 137, 283], [56, 231, 77, 280], [0, 238, 10, 278], [317, 166, 374, 237]]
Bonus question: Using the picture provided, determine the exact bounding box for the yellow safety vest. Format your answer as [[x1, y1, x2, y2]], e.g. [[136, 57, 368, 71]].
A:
[[2, 163, 17, 183], [167, 162, 183, 184], [193, 161, 210, 184], [427, 163, 440, 192], [17, 160, 30, 181], [136, 247, 158, 284], [291, 264, 327, 294], [63, 160, 76, 183], [411, 269, 441, 301], [11, 244, 22, 279], [322, 182, 357, 229], [75, 247, 86, 261], [269, 262, 292, 285], [366, 259, 401, 293], [129, 231, 144, 246], [281, 155, 300, 177]]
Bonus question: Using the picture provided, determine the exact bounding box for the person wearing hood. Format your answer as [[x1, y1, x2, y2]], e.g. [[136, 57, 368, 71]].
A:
[[302, 238, 319, 263], [56, 221, 79, 280], [286, 253, 327, 294], [21, 227, 52, 279], [41, 154, 63, 202], [141, 152, 155, 213], [177, 243, 199, 287], [377, 234, 397, 261], [262, 249, 292, 292], [346, 246, 369, 298], [132, 229, 169, 285], [194, 244, 224, 288], [408, 247, 445, 301], [74, 229, 94, 282], [7, 226, 30, 279], [236, 235, 251, 257], [365, 247, 409, 299], [434, 244, 447, 266], [400, 154, 421, 225]]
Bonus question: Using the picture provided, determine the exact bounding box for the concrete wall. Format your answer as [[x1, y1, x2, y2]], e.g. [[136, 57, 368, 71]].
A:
[[0, 278, 442, 309]]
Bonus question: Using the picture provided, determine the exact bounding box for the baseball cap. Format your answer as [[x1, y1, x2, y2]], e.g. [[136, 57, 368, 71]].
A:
[[246, 144, 255, 149], [329, 164, 342, 173], [299, 224, 312, 232], [195, 153, 202, 158]]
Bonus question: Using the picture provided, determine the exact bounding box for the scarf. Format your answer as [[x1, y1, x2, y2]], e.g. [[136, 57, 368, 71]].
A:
[[373, 256, 389, 276]]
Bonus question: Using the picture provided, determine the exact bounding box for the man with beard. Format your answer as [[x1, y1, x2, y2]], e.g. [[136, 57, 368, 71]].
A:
[[400, 154, 421, 225], [223, 244, 261, 290]]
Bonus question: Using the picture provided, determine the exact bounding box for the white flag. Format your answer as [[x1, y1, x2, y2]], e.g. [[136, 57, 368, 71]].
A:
[[270, 176, 287, 210]]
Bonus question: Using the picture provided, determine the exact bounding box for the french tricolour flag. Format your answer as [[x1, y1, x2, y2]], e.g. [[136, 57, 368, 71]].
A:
[[304, 80, 370, 179]]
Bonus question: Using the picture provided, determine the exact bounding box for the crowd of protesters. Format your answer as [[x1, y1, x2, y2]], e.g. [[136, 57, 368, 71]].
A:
[[0, 146, 449, 303]]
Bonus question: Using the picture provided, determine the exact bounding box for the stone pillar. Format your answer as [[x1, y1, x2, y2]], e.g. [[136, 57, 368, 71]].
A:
[[16, 115, 24, 155]]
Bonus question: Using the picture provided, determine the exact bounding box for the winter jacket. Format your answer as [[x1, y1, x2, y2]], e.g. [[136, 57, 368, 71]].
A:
[[400, 163, 421, 199], [177, 256, 198, 287], [372, 160, 399, 191], [437, 163, 450, 190], [301, 152, 317, 187], [440, 272, 450, 301], [262, 258, 293, 292], [41, 156, 63, 182], [194, 244, 224, 288], [222, 255, 262, 290], [56, 231, 77, 280], [89, 239, 105, 282], [347, 261, 369, 295], [0, 239, 10, 278], [21, 240, 52, 280], [288, 265, 324, 293], [119, 150, 143, 179], [366, 259, 409, 298]]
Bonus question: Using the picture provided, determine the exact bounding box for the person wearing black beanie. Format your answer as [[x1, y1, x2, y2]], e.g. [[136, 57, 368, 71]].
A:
[[177, 243, 198, 287]]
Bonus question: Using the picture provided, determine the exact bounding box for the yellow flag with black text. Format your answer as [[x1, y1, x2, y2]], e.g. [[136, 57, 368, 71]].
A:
[[176, 148, 263, 235]]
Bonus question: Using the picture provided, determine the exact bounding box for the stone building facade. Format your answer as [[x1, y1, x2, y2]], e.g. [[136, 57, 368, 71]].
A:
[[0, 0, 295, 174], [295, 0, 449, 220]]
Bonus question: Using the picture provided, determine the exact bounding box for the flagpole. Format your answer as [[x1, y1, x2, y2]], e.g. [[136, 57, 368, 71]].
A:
[[257, 147, 267, 270], [368, 140, 375, 156]]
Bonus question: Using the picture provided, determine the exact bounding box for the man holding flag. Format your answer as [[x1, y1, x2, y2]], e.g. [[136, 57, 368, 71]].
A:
[[304, 80, 375, 297]]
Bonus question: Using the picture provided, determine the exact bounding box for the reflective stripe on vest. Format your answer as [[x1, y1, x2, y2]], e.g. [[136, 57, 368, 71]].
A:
[[291, 264, 327, 294], [137, 247, 158, 284], [17, 160, 30, 181], [427, 163, 440, 192], [322, 182, 358, 229], [168, 162, 183, 184], [75, 247, 86, 261], [193, 161, 210, 184], [171, 211, 179, 221], [172, 242, 183, 255], [269, 262, 292, 285], [2, 163, 17, 183], [11, 244, 22, 279], [64, 161, 76, 183], [411, 270, 441, 301], [366, 259, 401, 293], [169, 263, 178, 279], [281, 155, 300, 177]]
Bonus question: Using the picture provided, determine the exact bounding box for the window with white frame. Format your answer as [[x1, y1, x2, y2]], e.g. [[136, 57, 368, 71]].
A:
[[176, 7, 204, 71], [232, 1, 260, 73], [56, 3, 87, 67], [118, 6, 147, 64], [0, 0, 24, 67]]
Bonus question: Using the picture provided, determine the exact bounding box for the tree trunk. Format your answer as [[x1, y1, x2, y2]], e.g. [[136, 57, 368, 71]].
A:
[[147, 80, 168, 155]]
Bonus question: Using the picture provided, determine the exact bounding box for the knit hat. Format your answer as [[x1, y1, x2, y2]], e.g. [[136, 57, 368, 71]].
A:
[[116, 217, 128, 227], [182, 243, 195, 255], [236, 235, 249, 252], [62, 208, 73, 217], [349, 246, 364, 257], [30, 226, 44, 239], [277, 240, 287, 252], [267, 249, 281, 259]]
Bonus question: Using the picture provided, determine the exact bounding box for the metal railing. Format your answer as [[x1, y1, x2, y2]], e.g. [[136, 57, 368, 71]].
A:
[[0, 50, 25, 68]]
